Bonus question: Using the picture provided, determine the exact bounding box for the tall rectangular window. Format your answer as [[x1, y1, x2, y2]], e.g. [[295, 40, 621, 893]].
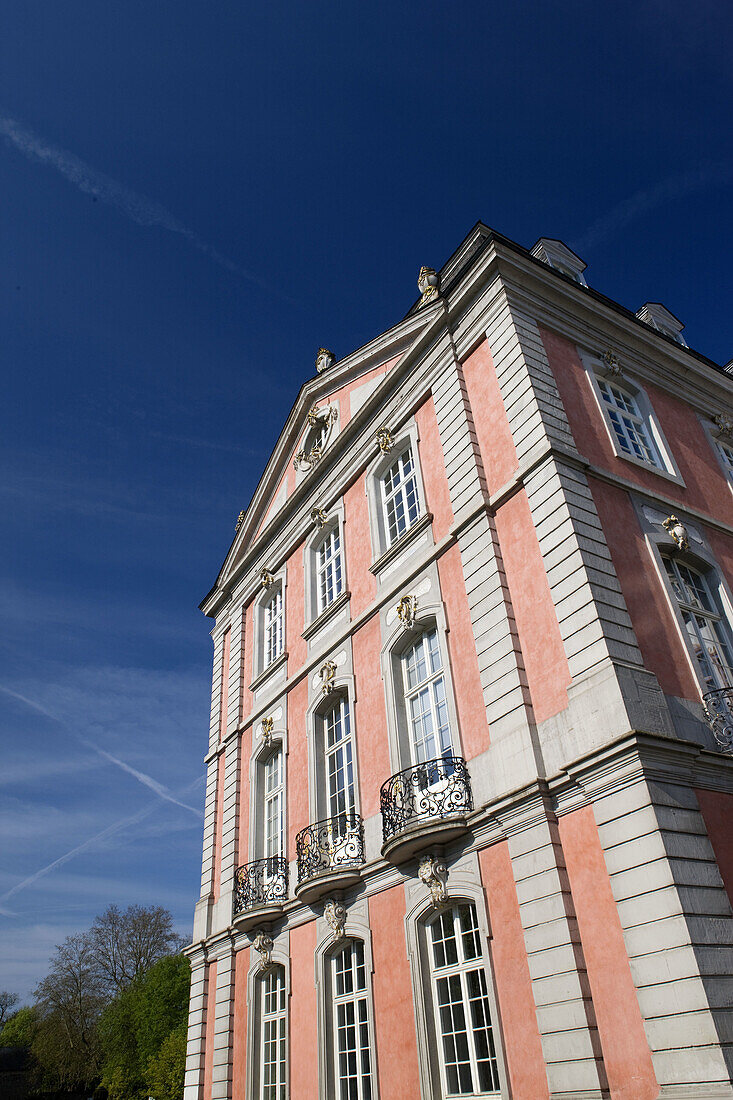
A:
[[332, 941, 373, 1100], [382, 447, 421, 546], [717, 439, 733, 485], [596, 378, 662, 467], [264, 749, 284, 858], [403, 629, 452, 764], [663, 555, 733, 692], [264, 588, 284, 668], [261, 967, 287, 1100], [324, 697, 355, 821], [317, 527, 344, 614], [428, 904, 501, 1098]]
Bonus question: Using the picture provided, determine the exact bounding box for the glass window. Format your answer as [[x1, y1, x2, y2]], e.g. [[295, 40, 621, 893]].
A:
[[382, 447, 421, 546], [596, 378, 662, 467], [663, 556, 733, 692], [427, 904, 501, 1098], [403, 629, 452, 764], [324, 696, 355, 822], [331, 940, 373, 1100], [264, 588, 284, 668], [717, 440, 733, 485], [264, 749, 284, 858], [317, 527, 344, 614], [261, 966, 287, 1100]]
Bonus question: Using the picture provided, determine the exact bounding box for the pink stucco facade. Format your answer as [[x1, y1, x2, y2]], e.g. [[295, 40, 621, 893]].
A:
[[185, 225, 733, 1100]]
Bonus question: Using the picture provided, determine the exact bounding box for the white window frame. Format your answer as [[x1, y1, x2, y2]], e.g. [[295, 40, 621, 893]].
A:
[[314, 905, 380, 1100], [264, 587, 284, 668], [245, 948, 290, 1100], [251, 567, 287, 686], [402, 626, 454, 766], [657, 551, 733, 696], [365, 420, 429, 566], [261, 965, 287, 1099], [330, 939, 375, 1100], [380, 583, 464, 777], [381, 446, 422, 547], [247, 710, 288, 868], [403, 874, 509, 1100], [263, 746, 285, 859], [700, 415, 733, 497], [426, 903, 503, 1098], [323, 693, 356, 822], [580, 350, 683, 483], [303, 503, 348, 632]]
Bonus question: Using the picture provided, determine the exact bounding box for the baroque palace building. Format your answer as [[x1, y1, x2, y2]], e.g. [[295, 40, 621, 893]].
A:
[[184, 223, 733, 1100]]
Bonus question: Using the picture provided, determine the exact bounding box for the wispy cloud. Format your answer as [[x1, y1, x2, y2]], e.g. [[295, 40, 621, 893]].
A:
[[0, 111, 267, 289], [572, 163, 733, 253], [0, 683, 202, 819]]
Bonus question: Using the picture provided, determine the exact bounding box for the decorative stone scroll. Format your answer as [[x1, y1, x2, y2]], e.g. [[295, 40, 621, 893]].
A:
[[663, 515, 689, 551], [235, 510, 245, 532], [323, 898, 346, 941], [320, 659, 337, 696], [253, 930, 273, 972], [417, 266, 440, 306], [375, 426, 394, 455], [396, 595, 418, 629], [600, 349, 623, 378], [418, 855, 449, 909], [260, 569, 274, 589], [311, 507, 328, 529]]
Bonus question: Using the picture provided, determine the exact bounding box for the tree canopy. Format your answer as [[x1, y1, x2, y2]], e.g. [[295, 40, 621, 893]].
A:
[[0, 904, 189, 1099]]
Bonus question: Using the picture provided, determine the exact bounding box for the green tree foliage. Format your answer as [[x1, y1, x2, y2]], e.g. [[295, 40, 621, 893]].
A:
[[0, 1005, 38, 1048], [100, 953, 190, 1100], [146, 1025, 186, 1100]]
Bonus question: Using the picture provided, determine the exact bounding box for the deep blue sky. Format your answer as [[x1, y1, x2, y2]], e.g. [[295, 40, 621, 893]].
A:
[[1, 1, 731, 1000]]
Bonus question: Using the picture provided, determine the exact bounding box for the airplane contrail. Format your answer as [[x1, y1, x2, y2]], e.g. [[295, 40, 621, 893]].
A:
[[572, 163, 733, 254], [0, 112, 265, 287]]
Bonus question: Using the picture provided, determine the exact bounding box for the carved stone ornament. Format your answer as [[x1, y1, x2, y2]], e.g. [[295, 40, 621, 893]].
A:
[[315, 347, 336, 374], [260, 716, 274, 747], [418, 265, 440, 306], [320, 659, 337, 696], [253, 930, 273, 972], [307, 404, 321, 427], [663, 514, 689, 551], [235, 510, 245, 532], [600, 349, 623, 377], [396, 595, 418, 629], [714, 413, 733, 438], [418, 855, 449, 909], [323, 898, 346, 941], [375, 426, 394, 455], [311, 507, 328, 529], [260, 569, 275, 589]]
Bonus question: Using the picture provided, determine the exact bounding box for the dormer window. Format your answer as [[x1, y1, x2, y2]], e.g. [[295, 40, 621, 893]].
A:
[[531, 238, 588, 286], [635, 303, 687, 347]]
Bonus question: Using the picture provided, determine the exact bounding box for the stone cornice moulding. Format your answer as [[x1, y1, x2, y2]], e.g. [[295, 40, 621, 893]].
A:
[[203, 233, 730, 621], [203, 321, 461, 618]]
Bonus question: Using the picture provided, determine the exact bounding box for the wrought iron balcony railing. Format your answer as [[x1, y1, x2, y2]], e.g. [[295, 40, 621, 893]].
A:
[[380, 755, 473, 843], [295, 811, 364, 884], [702, 688, 733, 752], [233, 856, 289, 916]]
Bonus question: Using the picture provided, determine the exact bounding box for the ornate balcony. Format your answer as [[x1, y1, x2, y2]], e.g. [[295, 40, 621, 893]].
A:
[[232, 856, 288, 930], [295, 812, 365, 903], [380, 755, 473, 862], [703, 688, 733, 753]]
